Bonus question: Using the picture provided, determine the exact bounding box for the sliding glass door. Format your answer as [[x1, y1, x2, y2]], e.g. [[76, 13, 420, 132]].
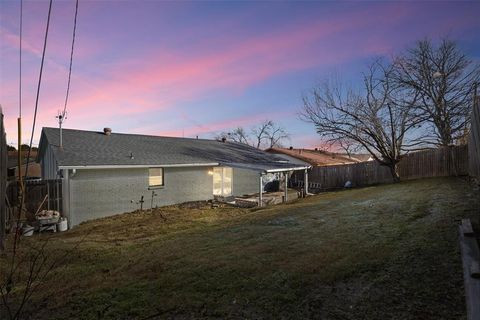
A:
[[213, 167, 233, 196]]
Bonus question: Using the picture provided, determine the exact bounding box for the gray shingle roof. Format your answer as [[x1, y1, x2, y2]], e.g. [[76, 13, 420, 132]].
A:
[[39, 127, 309, 172]]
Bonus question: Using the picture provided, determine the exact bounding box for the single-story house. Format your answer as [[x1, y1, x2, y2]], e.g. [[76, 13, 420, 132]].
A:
[[37, 127, 311, 227]]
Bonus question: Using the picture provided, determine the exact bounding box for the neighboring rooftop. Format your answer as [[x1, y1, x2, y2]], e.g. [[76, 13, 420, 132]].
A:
[[7, 150, 37, 169], [266, 147, 372, 166], [38, 127, 309, 172]]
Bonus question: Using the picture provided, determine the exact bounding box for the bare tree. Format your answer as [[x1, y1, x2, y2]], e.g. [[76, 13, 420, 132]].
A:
[[216, 127, 250, 144], [300, 61, 421, 182], [331, 137, 361, 158], [392, 38, 480, 146], [251, 120, 273, 149], [216, 121, 289, 149], [266, 123, 289, 148]]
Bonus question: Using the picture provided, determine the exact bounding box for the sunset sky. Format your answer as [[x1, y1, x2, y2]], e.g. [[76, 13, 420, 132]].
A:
[[1, 1, 479, 148]]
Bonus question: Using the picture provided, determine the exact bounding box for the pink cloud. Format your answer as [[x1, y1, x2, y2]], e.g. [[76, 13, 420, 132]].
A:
[[57, 3, 410, 121], [153, 110, 294, 138], [0, 3, 411, 145], [3, 1, 477, 147]]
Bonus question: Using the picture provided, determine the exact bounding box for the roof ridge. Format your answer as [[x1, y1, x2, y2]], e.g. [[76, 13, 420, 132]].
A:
[[42, 126, 219, 143]]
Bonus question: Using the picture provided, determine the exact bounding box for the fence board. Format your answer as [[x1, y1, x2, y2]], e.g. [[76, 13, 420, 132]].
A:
[[0, 107, 6, 250], [295, 145, 469, 191], [469, 96, 480, 179]]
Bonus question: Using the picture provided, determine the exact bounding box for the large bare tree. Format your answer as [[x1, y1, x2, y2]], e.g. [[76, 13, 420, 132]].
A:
[[392, 38, 480, 146], [300, 62, 421, 181]]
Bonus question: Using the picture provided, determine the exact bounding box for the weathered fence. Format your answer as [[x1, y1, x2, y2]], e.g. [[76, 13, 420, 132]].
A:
[[468, 95, 480, 179], [0, 107, 7, 250], [6, 179, 62, 224], [294, 145, 469, 191]]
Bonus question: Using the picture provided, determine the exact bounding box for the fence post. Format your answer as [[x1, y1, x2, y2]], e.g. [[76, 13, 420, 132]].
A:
[[0, 106, 6, 251]]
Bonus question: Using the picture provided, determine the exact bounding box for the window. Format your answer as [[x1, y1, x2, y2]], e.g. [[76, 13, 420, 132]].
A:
[[149, 168, 164, 187], [213, 167, 232, 196]]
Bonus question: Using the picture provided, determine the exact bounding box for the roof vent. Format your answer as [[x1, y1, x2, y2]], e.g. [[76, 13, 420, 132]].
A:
[[103, 127, 112, 135]]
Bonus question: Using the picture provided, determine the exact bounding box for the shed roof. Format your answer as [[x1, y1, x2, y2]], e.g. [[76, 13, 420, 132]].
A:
[[39, 128, 310, 173]]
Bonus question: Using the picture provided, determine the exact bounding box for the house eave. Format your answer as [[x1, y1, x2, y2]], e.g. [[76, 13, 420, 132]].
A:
[[264, 166, 312, 173], [58, 163, 220, 170]]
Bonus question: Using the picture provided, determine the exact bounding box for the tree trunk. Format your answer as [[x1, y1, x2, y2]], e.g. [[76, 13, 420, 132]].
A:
[[389, 163, 401, 183]]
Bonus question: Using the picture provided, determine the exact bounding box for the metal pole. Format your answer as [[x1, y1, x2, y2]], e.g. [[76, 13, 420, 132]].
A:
[[258, 174, 263, 207], [59, 118, 62, 148], [284, 172, 288, 202]]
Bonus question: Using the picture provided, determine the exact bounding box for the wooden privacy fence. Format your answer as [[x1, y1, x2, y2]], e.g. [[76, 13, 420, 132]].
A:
[[294, 145, 469, 191], [468, 96, 480, 179], [5, 179, 62, 224]]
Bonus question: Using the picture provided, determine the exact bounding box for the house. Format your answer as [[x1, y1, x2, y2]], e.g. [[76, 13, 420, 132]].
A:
[[37, 127, 310, 227], [266, 147, 372, 167]]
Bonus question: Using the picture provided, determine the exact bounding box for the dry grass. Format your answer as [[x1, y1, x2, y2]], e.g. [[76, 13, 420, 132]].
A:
[[1, 177, 479, 319]]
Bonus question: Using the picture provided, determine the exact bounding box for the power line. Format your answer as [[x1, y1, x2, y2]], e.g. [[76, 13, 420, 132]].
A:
[[19, 0, 23, 118], [24, 0, 53, 181], [62, 0, 79, 117]]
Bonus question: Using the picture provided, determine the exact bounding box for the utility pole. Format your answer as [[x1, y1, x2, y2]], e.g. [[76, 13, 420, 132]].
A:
[[56, 111, 67, 148], [17, 116, 24, 226]]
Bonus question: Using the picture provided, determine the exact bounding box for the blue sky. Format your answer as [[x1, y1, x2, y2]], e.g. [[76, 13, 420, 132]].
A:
[[1, 0, 479, 147]]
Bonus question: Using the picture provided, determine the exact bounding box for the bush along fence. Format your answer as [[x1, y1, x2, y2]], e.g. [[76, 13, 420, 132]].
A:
[[293, 145, 469, 191]]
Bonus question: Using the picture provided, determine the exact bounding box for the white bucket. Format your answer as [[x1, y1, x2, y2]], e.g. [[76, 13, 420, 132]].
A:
[[57, 218, 68, 232], [23, 225, 35, 237]]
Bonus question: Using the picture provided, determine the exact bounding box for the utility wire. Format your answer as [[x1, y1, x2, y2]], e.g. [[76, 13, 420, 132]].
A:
[[62, 0, 79, 117], [10, 0, 25, 283], [24, 0, 53, 181], [19, 0, 23, 118]]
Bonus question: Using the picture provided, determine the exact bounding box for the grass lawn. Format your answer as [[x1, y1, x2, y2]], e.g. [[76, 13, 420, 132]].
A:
[[1, 177, 479, 319]]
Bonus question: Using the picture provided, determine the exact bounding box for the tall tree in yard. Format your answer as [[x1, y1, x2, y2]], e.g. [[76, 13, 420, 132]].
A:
[[392, 38, 480, 146], [300, 61, 421, 182]]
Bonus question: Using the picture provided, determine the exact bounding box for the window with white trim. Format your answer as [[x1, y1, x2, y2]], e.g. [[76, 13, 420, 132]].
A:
[[149, 168, 164, 187]]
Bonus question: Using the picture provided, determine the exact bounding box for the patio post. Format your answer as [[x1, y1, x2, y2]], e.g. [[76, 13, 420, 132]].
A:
[[258, 174, 263, 207], [304, 169, 309, 195]]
